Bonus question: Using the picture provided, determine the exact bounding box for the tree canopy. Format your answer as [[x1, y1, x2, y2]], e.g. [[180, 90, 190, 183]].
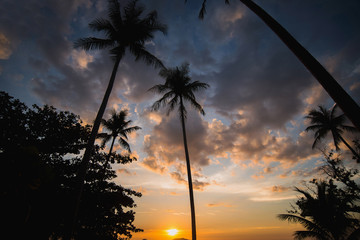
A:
[[0, 91, 141, 240]]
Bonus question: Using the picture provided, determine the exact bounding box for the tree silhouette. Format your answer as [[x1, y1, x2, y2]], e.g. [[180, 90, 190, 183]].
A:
[[149, 63, 209, 240], [194, 0, 360, 130], [1, 92, 141, 240], [278, 180, 360, 240], [305, 105, 360, 162], [97, 109, 141, 175], [72, 0, 166, 236]]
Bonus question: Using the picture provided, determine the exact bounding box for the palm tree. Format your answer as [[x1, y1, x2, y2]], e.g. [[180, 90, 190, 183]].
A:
[[149, 63, 209, 240], [70, 0, 166, 237], [194, 0, 360, 130], [277, 180, 360, 240], [98, 109, 141, 175], [305, 105, 360, 161]]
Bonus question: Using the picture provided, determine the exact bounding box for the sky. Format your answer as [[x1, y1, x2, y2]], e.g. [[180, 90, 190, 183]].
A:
[[1, 0, 360, 239]]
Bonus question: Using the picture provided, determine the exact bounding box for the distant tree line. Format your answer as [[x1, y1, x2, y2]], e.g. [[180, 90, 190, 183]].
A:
[[0, 91, 142, 240]]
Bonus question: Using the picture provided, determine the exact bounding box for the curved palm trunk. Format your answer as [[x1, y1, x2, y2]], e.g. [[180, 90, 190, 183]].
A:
[[239, 0, 360, 130], [338, 135, 360, 162], [179, 97, 197, 240], [67, 56, 121, 239]]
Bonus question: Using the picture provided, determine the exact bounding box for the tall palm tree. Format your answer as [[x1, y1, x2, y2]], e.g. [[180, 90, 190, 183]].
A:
[[70, 0, 166, 237], [149, 63, 209, 240], [194, 0, 360, 130], [98, 109, 141, 175], [305, 105, 359, 161], [278, 180, 360, 240]]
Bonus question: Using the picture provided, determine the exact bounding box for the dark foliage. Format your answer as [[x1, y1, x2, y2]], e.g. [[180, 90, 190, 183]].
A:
[[278, 150, 360, 240], [0, 91, 142, 239]]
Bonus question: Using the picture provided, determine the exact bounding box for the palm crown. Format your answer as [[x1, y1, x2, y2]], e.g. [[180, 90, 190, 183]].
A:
[[74, 0, 167, 67], [98, 109, 141, 153], [278, 180, 360, 240], [305, 105, 357, 150], [149, 63, 209, 118]]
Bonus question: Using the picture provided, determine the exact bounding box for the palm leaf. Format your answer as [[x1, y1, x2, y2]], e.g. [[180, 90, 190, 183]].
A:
[[74, 37, 115, 51], [198, 0, 230, 19], [130, 43, 164, 69], [118, 137, 131, 152], [277, 214, 327, 235], [88, 18, 115, 36], [293, 230, 326, 240], [107, 0, 123, 31]]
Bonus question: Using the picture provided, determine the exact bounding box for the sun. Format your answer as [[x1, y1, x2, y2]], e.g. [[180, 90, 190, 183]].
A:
[[166, 228, 179, 236]]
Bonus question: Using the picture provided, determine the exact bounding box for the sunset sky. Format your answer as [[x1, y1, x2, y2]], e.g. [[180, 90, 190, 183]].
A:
[[1, 0, 360, 239]]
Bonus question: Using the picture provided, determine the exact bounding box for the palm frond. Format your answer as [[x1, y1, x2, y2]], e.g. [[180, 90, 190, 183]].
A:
[[199, 0, 207, 19], [107, 0, 123, 31], [305, 124, 322, 132], [97, 132, 112, 148], [277, 214, 325, 234], [148, 84, 169, 94], [74, 37, 115, 51], [294, 187, 315, 201], [151, 91, 174, 112], [183, 93, 205, 116], [119, 137, 131, 152], [130, 43, 164, 69], [124, 0, 144, 20], [168, 95, 180, 116], [340, 124, 358, 133], [88, 18, 114, 35], [198, 0, 230, 19], [293, 230, 326, 240], [144, 10, 168, 35], [121, 126, 142, 138]]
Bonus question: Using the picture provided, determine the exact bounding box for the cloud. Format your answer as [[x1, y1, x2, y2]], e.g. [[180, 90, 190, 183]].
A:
[[206, 203, 233, 208], [116, 168, 136, 176], [249, 196, 296, 202], [70, 49, 94, 69], [0, 33, 12, 59], [271, 185, 291, 193], [169, 171, 210, 191]]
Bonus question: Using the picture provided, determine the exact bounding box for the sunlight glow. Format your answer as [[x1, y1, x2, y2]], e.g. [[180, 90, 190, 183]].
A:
[[166, 228, 179, 236]]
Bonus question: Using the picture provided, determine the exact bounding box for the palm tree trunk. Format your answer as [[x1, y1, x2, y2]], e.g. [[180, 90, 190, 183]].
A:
[[338, 135, 360, 162], [239, 0, 360, 130], [101, 136, 116, 178], [67, 56, 121, 239], [179, 97, 197, 240]]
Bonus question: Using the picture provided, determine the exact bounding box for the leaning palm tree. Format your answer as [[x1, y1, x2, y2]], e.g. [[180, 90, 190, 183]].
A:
[[305, 105, 360, 161], [278, 180, 360, 240], [70, 0, 166, 237], [98, 109, 141, 175], [149, 63, 209, 240], [194, 0, 360, 130]]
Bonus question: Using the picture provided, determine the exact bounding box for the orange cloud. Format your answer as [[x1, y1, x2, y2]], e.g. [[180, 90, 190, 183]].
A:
[[271, 185, 291, 193], [206, 203, 233, 208], [116, 168, 136, 176]]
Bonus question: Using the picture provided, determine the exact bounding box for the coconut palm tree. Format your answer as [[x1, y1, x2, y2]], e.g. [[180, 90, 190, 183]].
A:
[[194, 0, 360, 130], [98, 109, 141, 175], [305, 105, 360, 161], [278, 180, 360, 240], [149, 63, 209, 240], [70, 0, 166, 237]]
